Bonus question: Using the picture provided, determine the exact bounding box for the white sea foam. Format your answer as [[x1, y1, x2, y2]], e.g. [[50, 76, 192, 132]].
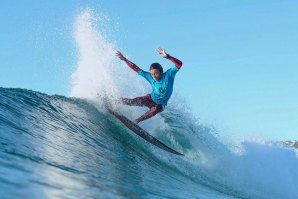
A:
[[70, 9, 145, 109]]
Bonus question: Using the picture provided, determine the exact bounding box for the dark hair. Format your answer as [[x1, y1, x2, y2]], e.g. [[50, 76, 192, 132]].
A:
[[150, 63, 163, 73]]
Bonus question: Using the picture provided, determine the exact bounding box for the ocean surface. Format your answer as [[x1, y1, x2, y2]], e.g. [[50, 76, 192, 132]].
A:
[[0, 87, 298, 199]]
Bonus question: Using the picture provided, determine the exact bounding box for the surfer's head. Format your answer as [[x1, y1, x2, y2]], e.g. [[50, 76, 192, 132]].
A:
[[150, 63, 163, 81]]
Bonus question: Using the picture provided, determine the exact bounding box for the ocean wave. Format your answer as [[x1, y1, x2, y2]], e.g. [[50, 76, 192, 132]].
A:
[[1, 87, 297, 199]]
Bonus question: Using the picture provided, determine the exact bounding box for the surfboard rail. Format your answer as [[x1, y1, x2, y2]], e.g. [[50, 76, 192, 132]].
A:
[[107, 108, 183, 156]]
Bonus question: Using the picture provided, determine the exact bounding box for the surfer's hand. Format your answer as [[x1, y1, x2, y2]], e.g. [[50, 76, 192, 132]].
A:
[[157, 47, 167, 58], [116, 51, 126, 61]]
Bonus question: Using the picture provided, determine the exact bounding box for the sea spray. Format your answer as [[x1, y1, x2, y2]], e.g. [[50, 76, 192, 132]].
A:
[[70, 9, 146, 107], [70, 9, 117, 100]]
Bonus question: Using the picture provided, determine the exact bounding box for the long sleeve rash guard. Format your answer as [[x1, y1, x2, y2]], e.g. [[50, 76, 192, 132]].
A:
[[124, 54, 183, 105]]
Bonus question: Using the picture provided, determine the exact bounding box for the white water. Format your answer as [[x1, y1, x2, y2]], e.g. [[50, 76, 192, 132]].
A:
[[70, 9, 146, 103]]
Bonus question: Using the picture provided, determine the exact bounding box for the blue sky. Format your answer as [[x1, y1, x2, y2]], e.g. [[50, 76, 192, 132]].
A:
[[1, 0, 297, 141]]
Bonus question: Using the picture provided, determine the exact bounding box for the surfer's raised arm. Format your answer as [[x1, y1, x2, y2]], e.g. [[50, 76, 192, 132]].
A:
[[114, 47, 183, 125], [115, 51, 140, 73], [157, 48, 183, 70]]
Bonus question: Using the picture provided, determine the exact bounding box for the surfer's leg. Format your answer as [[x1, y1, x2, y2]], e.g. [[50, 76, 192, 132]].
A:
[[135, 104, 164, 124], [121, 94, 155, 108]]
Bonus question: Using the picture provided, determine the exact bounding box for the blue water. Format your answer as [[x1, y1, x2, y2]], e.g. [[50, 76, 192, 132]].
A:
[[0, 87, 297, 199]]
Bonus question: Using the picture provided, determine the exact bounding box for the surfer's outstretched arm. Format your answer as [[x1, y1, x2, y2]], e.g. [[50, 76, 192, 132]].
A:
[[116, 51, 140, 73], [157, 47, 183, 69]]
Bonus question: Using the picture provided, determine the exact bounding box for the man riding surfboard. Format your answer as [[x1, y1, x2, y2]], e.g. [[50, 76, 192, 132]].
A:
[[116, 48, 183, 124]]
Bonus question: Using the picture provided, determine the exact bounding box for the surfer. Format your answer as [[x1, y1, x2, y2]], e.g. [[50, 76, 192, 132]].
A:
[[115, 48, 183, 124]]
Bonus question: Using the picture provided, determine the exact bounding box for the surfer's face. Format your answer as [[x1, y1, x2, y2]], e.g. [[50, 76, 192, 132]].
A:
[[150, 69, 162, 81]]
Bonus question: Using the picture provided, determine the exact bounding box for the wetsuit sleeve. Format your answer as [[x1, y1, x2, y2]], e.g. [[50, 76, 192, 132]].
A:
[[124, 59, 140, 73], [124, 58, 153, 83], [166, 54, 183, 70]]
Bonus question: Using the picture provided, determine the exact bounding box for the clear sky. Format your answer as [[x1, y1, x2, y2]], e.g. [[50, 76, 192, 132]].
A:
[[1, 0, 297, 142]]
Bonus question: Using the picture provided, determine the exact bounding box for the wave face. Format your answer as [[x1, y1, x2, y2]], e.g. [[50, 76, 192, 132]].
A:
[[1, 87, 298, 199]]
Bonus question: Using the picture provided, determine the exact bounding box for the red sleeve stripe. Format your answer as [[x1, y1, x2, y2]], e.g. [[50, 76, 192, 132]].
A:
[[124, 59, 140, 73], [167, 55, 183, 69]]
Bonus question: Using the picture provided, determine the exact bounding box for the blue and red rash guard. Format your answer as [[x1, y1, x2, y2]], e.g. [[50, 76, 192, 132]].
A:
[[124, 55, 182, 106]]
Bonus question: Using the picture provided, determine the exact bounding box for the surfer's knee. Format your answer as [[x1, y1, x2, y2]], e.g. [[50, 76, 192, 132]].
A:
[[148, 105, 164, 116], [156, 104, 165, 113]]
